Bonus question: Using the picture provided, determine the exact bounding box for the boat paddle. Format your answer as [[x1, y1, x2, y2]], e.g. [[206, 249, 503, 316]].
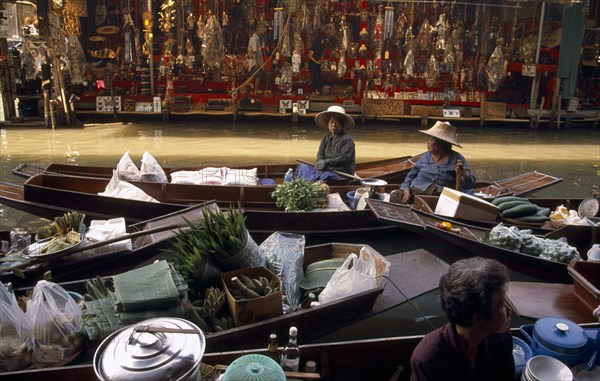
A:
[[11, 222, 191, 272], [455, 159, 462, 191]]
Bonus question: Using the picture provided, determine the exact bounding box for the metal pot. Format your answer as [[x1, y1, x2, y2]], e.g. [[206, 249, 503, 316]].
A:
[[94, 317, 206, 381], [520, 317, 593, 367]]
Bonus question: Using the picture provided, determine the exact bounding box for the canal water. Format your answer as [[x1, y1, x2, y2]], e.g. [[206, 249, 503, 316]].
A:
[[0, 120, 598, 341]]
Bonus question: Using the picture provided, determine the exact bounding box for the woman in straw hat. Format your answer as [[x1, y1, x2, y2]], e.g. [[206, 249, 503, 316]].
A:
[[390, 121, 475, 204], [410, 257, 514, 381], [313, 105, 356, 178]]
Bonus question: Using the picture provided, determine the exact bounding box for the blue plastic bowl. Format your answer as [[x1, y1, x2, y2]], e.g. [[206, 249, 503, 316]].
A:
[[513, 336, 532, 379]]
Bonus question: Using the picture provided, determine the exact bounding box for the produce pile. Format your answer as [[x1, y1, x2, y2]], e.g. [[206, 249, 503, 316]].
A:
[[271, 178, 329, 211], [487, 223, 580, 263], [492, 196, 551, 224]]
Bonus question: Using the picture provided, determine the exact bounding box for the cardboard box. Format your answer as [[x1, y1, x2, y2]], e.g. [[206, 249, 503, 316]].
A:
[[221, 266, 283, 327], [568, 260, 600, 311], [434, 187, 499, 222]]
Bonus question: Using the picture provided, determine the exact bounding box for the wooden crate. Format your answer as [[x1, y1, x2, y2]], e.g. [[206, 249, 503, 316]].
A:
[[409, 104, 443, 117], [484, 102, 507, 119], [363, 99, 405, 116]]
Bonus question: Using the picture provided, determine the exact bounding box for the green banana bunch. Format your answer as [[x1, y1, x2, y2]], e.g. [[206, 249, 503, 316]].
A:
[[227, 274, 280, 301]]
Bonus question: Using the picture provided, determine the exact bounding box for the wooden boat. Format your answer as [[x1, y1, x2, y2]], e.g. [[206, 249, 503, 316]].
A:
[[367, 199, 599, 283], [4, 321, 598, 381], [0, 202, 220, 288], [1, 173, 400, 234], [412, 194, 596, 232], [11, 153, 423, 185], [473, 170, 563, 198], [0, 246, 450, 379]]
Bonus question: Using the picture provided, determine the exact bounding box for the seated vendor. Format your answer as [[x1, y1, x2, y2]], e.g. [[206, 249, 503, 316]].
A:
[[390, 121, 475, 204], [315, 105, 356, 177]]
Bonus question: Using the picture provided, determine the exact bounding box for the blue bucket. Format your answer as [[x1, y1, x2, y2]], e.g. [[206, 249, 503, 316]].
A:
[[513, 336, 532, 379], [347, 191, 360, 210]]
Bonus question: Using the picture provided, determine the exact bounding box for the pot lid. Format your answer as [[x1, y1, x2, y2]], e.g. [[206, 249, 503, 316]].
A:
[[94, 318, 205, 381], [534, 317, 588, 354]]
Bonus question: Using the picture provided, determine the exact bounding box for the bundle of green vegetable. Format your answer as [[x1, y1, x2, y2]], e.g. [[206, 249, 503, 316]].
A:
[[165, 205, 265, 290], [271, 178, 329, 211], [492, 196, 551, 223]]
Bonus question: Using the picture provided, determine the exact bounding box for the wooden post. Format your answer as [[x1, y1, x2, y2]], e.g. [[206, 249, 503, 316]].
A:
[[479, 92, 486, 127]]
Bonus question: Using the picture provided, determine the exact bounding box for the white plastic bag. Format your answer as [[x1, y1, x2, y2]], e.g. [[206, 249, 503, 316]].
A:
[[115, 150, 142, 181], [318, 249, 378, 305], [26, 281, 84, 366], [99, 170, 159, 203], [140, 151, 168, 183]]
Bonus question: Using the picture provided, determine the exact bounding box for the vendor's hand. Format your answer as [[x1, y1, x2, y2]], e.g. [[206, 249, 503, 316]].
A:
[[455, 160, 465, 177], [316, 160, 326, 171], [401, 189, 411, 204]]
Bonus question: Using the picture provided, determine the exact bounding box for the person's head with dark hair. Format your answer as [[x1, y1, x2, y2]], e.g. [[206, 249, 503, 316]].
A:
[[439, 257, 510, 330]]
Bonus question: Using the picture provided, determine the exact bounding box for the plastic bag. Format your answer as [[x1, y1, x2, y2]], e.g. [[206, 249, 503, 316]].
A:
[[318, 249, 378, 305], [115, 150, 142, 181], [0, 283, 32, 371], [487, 223, 522, 252], [260, 232, 305, 312], [25, 281, 83, 366], [99, 170, 159, 202], [140, 151, 168, 183]]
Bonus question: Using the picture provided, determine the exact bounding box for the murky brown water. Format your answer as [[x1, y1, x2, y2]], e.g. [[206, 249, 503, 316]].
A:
[[1, 120, 598, 228], [0, 120, 598, 339]]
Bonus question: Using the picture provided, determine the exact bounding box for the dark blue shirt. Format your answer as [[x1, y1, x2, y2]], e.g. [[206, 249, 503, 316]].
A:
[[402, 151, 476, 194]]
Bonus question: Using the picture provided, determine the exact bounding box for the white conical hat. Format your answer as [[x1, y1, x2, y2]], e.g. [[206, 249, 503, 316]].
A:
[[419, 121, 462, 148], [315, 105, 355, 130]]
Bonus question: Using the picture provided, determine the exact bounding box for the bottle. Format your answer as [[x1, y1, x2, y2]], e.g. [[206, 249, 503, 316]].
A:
[[284, 168, 293, 182], [298, 293, 315, 310], [282, 326, 300, 372], [267, 333, 280, 363]]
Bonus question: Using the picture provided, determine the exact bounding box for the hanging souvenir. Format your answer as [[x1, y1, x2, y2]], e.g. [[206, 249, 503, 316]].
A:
[[485, 42, 506, 92], [281, 24, 291, 57], [201, 13, 224, 70], [197, 15, 205, 40], [187, 12, 195, 30], [416, 18, 432, 53], [66, 34, 86, 84], [339, 15, 351, 52], [395, 12, 408, 48], [274, 8, 284, 41], [443, 36, 455, 74], [403, 48, 415, 78], [95, 0, 107, 26], [337, 51, 347, 78], [292, 50, 301, 74], [373, 5, 383, 46], [159, 0, 176, 34], [435, 12, 448, 51], [424, 54, 438, 87], [313, 3, 321, 32], [186, 39, 195, 67], [300, 3, 309, 31], [383, 6, 394, 41]]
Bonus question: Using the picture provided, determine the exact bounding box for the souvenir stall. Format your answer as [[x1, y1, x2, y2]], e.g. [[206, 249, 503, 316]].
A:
[[1, 0, 597, 124]]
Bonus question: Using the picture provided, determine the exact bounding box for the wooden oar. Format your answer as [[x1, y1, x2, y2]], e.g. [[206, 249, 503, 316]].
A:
[[455, 159, 462, 191], [14, 222, 190, 270], [296, 159, 364, 182]]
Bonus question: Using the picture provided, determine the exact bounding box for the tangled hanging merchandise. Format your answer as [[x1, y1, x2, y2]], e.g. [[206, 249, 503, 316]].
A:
[[95, 0, 107, 26]]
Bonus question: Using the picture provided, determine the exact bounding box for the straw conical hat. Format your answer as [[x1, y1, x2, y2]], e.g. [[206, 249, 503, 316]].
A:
[[315, 105, 355, 130], [419, 121, 462, 148]]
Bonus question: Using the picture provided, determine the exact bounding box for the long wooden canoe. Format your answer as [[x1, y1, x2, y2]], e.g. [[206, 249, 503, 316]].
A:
[[6, 173, 399, 234], [11, 153, 423, 185], [3, 321, 598, 381], [0, 202, 220, 287], [0, 246, 450, 379], [412, 194, 595, 232], [367, 199, 599, 283], [474, 170, 563, 198]]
